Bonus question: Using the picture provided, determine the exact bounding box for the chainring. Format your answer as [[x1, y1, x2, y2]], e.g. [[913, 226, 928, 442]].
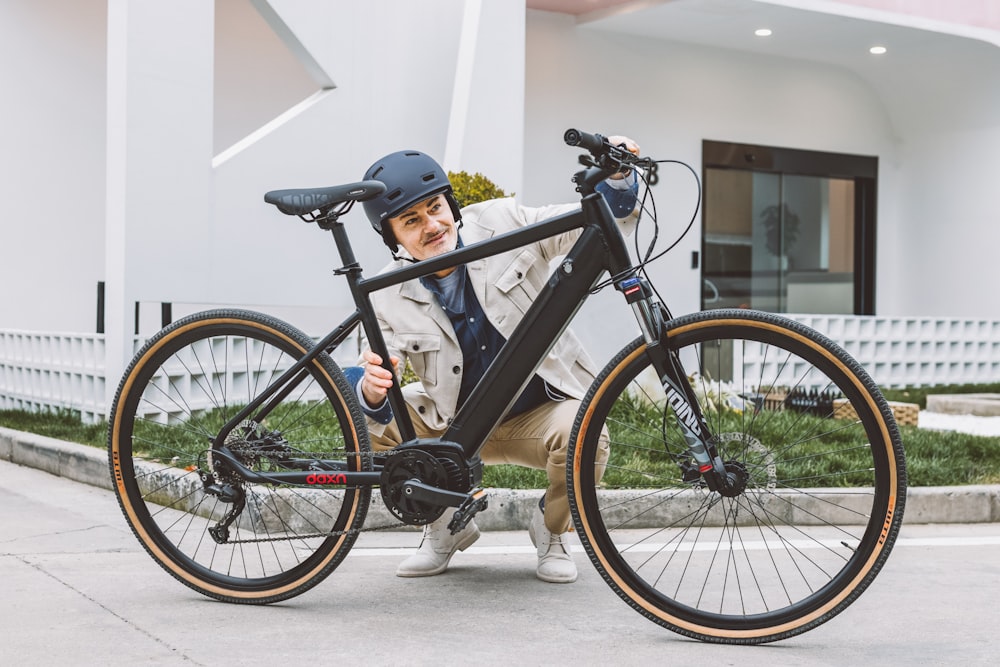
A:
[[380, 449, 465, 525]]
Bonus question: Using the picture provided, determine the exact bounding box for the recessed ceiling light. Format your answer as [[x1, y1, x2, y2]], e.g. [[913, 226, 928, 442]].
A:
[[870, 46, 887, 55], [755, 28, 772, 37]]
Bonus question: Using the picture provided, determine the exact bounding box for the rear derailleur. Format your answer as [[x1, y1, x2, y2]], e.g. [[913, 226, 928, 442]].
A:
[[200, 420, 299, 543]]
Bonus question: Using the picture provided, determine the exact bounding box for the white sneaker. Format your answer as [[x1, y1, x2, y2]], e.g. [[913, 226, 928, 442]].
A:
[[528, 503, 578, 583], [395, 513, 480, 578]]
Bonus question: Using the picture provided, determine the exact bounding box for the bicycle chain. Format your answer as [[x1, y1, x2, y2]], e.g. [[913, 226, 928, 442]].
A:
[[227, 446, 386, 463], [222, 496, 415, 544], [219, 446, 453, 544], [220, 445, 405, 542]]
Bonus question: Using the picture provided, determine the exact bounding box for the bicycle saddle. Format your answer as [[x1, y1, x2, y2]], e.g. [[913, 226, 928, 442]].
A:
[[264, 180, 386, 216]]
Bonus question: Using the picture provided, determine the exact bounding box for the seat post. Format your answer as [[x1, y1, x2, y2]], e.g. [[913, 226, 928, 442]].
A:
[[329, 219, 361, 274]]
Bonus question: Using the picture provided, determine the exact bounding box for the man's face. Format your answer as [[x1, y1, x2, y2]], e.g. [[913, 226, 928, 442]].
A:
[[388, 193, 458, 263]]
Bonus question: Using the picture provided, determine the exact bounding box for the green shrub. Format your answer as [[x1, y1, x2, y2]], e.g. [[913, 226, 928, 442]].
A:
[[447, 170, 511, 208]]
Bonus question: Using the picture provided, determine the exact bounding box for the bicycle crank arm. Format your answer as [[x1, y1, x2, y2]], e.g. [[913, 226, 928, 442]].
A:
[[400, 479, 476, 509]]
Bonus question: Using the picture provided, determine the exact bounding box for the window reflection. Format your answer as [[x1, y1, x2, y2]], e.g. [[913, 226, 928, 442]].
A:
[[703, 168, 855, 314]]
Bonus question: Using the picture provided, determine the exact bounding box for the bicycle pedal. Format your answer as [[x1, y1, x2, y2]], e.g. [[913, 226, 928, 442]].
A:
[[447, 488, 489, 534]]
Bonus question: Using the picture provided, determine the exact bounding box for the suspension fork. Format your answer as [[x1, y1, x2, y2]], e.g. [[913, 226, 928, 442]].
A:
[[615, 275, 732, 493]]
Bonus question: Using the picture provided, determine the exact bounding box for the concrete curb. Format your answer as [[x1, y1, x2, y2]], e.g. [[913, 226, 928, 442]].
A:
[[926, 393, 1000, 417], [1, 427, 113, 492], [2, 426, 998, 526]]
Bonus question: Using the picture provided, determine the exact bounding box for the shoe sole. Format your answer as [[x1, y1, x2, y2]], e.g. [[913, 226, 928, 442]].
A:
[[536, 570, 578, 584]]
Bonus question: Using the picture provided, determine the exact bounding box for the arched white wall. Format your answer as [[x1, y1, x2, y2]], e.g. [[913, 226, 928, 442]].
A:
[[522, 7, 1000, 330], [523, 10, 902, 362]]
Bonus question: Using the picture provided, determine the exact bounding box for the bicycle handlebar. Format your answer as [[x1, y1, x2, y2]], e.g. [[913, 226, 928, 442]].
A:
[[564, 128, 647, 170], [563, 128, 606, 153], [565, 128, 653, 195]]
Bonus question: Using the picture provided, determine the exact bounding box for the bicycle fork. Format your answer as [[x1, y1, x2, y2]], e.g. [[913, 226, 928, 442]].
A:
[[616, 275, 741, 495]]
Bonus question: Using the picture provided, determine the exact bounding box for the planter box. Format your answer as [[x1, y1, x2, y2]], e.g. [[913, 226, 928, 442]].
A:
[[834, 398, 919, 426]]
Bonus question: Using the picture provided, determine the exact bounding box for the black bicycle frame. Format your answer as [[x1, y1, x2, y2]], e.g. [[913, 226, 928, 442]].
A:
[[214, 189, 724, 491]]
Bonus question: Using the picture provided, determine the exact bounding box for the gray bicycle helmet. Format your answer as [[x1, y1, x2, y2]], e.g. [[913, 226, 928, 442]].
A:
[[362, 150, 461, 252]]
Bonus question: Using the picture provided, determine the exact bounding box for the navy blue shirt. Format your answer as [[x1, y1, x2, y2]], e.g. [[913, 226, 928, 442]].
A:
[[419, 262, 557, 419]]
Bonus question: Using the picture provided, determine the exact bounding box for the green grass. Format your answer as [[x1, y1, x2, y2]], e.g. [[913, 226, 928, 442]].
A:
[[895, 423, 1000, 485], [3, 390, 1000, 487], [0, 409, 108, 447], [607, 390, 1000, 487]]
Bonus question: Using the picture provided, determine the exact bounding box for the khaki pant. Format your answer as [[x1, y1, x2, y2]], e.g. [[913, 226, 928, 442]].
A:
[[369, 399, 609, 534]]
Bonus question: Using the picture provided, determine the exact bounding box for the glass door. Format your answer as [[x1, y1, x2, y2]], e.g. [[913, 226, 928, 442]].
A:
[[702, 141, 876, 315]]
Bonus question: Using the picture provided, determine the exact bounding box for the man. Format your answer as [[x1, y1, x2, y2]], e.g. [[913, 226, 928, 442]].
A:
[[348, 138, 639, 583]]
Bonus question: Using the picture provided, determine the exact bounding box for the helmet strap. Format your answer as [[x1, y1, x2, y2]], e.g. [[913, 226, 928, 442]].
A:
[[391, 251, 418, 264], [380, 224, 399, 253], [445, 191, 463, 224]]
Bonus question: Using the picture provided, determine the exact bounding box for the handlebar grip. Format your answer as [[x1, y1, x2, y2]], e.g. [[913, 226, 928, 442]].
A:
[[564, 128, 606, 153]]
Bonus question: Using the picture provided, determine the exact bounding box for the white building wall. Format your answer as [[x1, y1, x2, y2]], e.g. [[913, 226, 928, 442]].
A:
[[208, 0, 525, 320], [0, 0, 525, 334], [0, 0, 107, 333], [895, 125, 1000, 319], [2, 0, 1000, 418]]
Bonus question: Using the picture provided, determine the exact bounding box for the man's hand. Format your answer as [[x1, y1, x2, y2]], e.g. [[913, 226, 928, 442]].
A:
[[360, 349, 400, 407], [605, 135, 640, 180]]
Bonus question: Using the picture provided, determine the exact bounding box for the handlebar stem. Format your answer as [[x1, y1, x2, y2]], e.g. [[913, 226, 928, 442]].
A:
[[573, 165, 617, 196]]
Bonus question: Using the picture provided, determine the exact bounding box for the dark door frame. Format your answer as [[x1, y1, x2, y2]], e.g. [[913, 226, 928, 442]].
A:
[[702, 140, 878, 315]]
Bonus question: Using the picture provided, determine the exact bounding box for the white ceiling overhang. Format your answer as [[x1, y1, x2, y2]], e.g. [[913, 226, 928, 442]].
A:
[[526, 0, 1000, 134]]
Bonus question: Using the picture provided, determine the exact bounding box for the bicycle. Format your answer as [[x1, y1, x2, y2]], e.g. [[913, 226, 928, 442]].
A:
[[107, 129, 906, 644]]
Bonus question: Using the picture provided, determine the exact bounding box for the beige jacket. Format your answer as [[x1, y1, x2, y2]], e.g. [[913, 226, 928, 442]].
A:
[[364, 197, 633, 436]]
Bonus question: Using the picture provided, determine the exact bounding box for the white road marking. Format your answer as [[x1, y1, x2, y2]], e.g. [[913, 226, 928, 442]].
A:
[[346, 534, 1000, 556]]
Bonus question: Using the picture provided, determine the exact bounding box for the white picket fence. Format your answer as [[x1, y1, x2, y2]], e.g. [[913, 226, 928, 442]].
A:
[[2, 314, 999, 422], [0, 327, 361, 423], [0, 331, 111, 423], [790, 314, 1000, 388]]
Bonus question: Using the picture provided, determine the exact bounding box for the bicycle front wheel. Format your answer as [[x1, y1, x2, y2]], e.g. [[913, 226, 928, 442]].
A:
[[108, 309, 371, 604], [568, 309, 906, 644]]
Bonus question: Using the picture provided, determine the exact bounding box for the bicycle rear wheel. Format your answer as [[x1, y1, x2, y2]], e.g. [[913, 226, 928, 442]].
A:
[[108, 309, 371, 603], [568, 309, 906, 644]]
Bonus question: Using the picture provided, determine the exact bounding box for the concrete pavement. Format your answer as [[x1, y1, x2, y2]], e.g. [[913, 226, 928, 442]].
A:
[[2, 456, 1000, 665]]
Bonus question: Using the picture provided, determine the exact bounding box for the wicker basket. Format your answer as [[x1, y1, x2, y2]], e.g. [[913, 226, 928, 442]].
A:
[[833, 398, 919, 426]]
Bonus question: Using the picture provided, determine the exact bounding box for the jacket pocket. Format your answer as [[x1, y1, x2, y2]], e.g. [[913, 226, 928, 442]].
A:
[[392, 332, 441, 386], [494, 250, 538, 314]]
